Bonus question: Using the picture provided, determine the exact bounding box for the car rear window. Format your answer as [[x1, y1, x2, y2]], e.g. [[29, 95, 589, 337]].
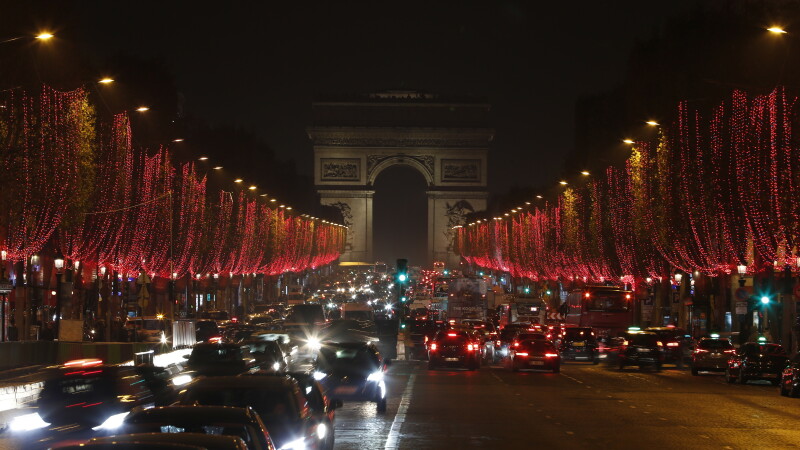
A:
[[125, 422, 255, 446], [182, 388, 299, 420], [697, 339, 733, 350], [564, 329, 595, 340], [191, 346, 243, 362], [522, 341, 557, 352], [630, 334, 659, 346], [517, 333, 546, 341]]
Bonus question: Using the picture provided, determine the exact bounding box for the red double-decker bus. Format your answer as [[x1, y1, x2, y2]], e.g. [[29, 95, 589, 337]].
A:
[[565, 286, 634, 338]]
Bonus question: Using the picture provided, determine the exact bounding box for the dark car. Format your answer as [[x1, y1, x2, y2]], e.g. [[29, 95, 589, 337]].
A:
[[245, 339, 289, 373], [177, 376, 327, 449], [726, 341, 788, 385], [314, 341, 390, 413], [282, 372, 342, 450], [691, 336, 735, 375], [616, 331, 664, 371], [510, 339, 561, 373], [496, 323, 533, 362], [427, 330, 481, 371], [36, 359, 154, 429], [645, 327, 687, 368], [403, 320, 446, 360], [196, 319, 221, 342], [121, 405, 274, 450], [185, 343, 258, 376], [225, 324, 259, 343], [559, 327, 600, 364], [780, 353, 800, 397]]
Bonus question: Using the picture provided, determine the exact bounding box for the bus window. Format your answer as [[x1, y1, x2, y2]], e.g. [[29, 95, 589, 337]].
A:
[[586, 291, 628, 312]]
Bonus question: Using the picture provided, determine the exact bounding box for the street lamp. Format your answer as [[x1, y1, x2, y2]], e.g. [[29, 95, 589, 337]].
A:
[[54, 252, 65, 337], [737, 264, 747, 287], [767, 26, 787, 34]]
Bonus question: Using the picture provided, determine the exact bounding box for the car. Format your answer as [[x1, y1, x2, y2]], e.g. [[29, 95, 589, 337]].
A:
[[726, 340, 788, 385], [495, 323, 532, 362], [78, 432, 249, 450], [225, 324, 260, 343], [616, 331, 664, 371], [245, 339, 289, 373], [559, 327, 600, 364], [509, 339, 561, 373], [196, 319, 222, 342], [427, 330, 481, 371], [177, 376, 329, 450], [185, 343, 259, 376], [36, 359, 154, 430], [691, 335, 735, 375], [281, 372, 343, 450], [644, 326, 687, 368], [121, 405, 274, 450], [403, 319, 446, 360], [462, 320, 499, 361], [313, 341, 391, 413], [780, 352, 800, 397]]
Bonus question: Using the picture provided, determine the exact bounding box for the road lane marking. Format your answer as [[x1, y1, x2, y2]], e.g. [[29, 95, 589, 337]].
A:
[[560, 373, 584, 384], [384, 373, 416, 449]]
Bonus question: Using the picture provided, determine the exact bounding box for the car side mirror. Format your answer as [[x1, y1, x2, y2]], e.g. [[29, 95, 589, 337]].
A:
[[331, 399, 343, 410]]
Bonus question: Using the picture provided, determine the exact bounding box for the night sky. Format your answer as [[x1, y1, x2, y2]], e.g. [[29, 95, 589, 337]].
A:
[[8, 1, 698, 265]]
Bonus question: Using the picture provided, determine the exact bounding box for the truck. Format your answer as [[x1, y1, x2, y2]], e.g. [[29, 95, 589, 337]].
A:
[[446, 277, 488, 323], [497, 296, 548, 329]]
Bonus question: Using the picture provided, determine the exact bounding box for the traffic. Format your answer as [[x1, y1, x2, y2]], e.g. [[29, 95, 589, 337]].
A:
[[2, 261, 800, 449]]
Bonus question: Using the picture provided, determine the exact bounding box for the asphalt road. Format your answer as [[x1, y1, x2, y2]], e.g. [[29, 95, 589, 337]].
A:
[[332, 359, 800, 449]]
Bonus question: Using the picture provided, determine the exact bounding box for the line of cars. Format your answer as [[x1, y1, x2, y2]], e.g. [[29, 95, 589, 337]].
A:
[[11, 302, 396, 449]]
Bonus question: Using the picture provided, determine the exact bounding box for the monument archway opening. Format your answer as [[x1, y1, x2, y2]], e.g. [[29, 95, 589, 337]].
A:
[[373, 164, 428, 267]]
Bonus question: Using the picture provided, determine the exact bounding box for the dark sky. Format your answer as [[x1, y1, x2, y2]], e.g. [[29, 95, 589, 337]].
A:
[[64, 0, 697, 195]]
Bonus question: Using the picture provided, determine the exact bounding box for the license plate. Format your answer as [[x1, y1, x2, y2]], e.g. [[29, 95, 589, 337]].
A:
[[334, 386, 358, 395], [529, 361, 544, 366], [445, 357, 459, 362], [573, 342, 585, 347], [637, 348, 651, 352]]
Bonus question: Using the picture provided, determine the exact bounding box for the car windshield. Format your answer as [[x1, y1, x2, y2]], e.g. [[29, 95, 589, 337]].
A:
[[698, 339, 733, 350], [630, 334, 659, 346], [755, 344, 786, 355], [181, 388, 298, 420], [318, 346, 379, 371], [517, 333, 546, 341], [564, 329, 594, 340], [44, 373, 113, 397], [125, 421, 255, 446], [191, 346, 243, 362], [197, 322, 219, 332], [286, 305, 324, 324], [345, 310, 373, 321]]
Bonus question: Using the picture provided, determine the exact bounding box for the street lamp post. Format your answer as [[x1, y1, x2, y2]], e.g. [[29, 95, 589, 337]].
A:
[[53, 252, 65, 338], [213, 273, 219, 310]]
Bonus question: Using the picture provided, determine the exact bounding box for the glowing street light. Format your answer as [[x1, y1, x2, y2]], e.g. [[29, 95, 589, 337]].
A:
[[623, 139, 635, 144], [98, 77, 114, 84], [559, 180, 568, 185], [248, 185, 257, 190], [233, 179, 243, 183], [136, 106, 149, 112], [646, 120, 659, 126], [581, 171, 590, 176], [35, 32, 54, 40], [172, 138, 184, 142], [767, 26, 787, 34], [536, 195, 543, 199], [213, 166, 223, 170], [198, 156, 208, 161]]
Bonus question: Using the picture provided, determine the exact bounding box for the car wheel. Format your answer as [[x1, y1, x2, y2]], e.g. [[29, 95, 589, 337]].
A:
[[725, 369, 736, 383], [377, 397, 387, 413], [691, 366, 698, 376]]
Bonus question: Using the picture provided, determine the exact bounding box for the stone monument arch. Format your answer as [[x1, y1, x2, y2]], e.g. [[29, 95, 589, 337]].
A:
[[308, 91, 491, 267]]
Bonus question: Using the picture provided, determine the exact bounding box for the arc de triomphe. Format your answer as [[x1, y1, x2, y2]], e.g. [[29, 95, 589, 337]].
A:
[[308, 91, 492, 267]]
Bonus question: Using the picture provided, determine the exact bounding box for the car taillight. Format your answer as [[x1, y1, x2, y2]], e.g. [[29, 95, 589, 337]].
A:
[[430, 343, 437, 351], [657, 341, 663, 347], [545, 353, 559, 358], [447, 332, 457, 337], [694, 349, 709, 354], [495, 340, 501, 346], [666, 342, 680, 347], [467, 344, 475, 351], [515, 352, 529, 356], [621, 340, 628, 346], [723, 349, 736, 354], [513, 342, 519, 347]]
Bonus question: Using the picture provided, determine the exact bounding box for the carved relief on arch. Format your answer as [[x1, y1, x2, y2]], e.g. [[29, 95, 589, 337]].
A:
[[366, 154, 434, 185]]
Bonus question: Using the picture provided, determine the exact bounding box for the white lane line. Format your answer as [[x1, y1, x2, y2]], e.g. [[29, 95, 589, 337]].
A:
[[560, 373, 584, 384], [384, 373, 416, 449]]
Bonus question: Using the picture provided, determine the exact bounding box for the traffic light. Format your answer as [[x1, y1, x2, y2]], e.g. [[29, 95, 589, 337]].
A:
[[396, 258, 408, 284], [760, 296, 770, 305]]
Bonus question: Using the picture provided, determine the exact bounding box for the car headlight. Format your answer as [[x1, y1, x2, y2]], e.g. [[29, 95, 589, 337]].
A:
[[279, 437, 307, 450], [272, 362, 281, 371], [172, 374, 193, 386], [91, 411, 129, 431], [306, 337, 321, 351], [367, 370, 384, 382], [312, 371, 327, 381], [160, 332, 168, 344], [316, 422, 327, 439], [9, 413, 50, 432]]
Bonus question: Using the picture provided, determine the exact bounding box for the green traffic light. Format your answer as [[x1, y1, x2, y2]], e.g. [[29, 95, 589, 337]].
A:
[[760, 296, 770, 305], [398, 274, 407, 282], [546, 290, 552, 295], [443, 270, 449, 275], [524, 287, 530, 294], [401, 296, 407, 302]]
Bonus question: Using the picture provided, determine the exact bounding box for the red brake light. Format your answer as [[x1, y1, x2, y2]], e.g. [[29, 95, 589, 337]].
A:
[[495, 340, 501, 346], [723, 349, 736, 354], [64, 359, 103, 368], [625, 294, 632, 300], [694, 349, 708, 354], [430, 343, 438, 351], [447, 332, 457, 337], [467, 344, 475, 351], [209, 336, 222, 343], [515, 352, 529, 357], [513, 342, 520, 347], [584, 292, 591, 298], [545, 353, 559, 358]]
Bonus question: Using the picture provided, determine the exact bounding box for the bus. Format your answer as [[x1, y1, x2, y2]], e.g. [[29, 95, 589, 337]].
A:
[[498, 296, 547, 329], [565, 286, 634, 338]]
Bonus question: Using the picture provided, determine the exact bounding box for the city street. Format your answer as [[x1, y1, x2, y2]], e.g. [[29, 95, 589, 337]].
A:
[[333, 360, 800, 449]]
